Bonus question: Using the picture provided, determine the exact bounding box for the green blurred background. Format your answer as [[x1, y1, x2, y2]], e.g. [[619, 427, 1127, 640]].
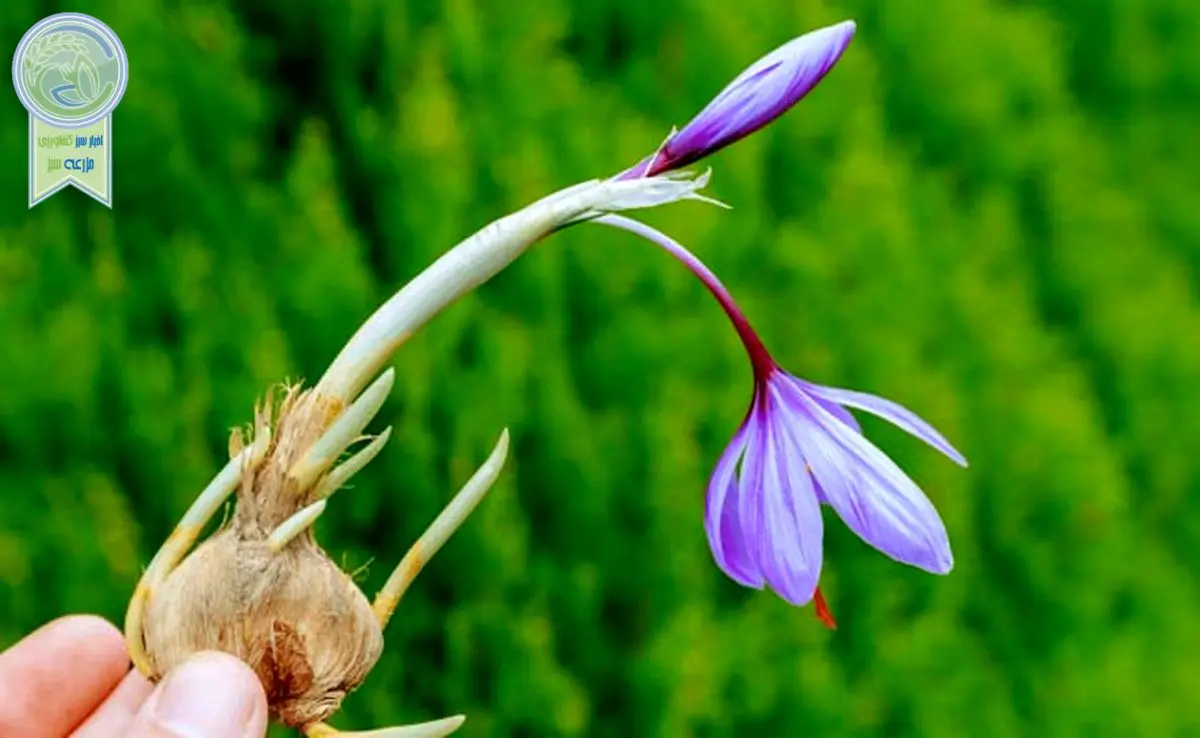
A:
[[2, 0, 1198, 735]]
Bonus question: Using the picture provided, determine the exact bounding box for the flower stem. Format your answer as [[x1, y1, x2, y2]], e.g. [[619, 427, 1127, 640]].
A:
[[593, 214, 776, 379]]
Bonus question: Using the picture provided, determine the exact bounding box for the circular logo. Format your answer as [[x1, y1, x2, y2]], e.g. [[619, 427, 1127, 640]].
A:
[[12, 13, 128, 128]]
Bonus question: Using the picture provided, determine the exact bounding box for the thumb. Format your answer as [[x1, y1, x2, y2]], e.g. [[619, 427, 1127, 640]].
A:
[[126, 651, 269, 738]]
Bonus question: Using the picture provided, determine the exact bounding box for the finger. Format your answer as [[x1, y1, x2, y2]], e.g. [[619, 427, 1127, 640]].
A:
[[125, 651, 268, 738], [0, 615, 129, 738], [71, 668, 155, 737]]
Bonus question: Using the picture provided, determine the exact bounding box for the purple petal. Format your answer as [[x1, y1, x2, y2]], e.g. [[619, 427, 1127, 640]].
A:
[[704, 419, 764, 588], [811, 395, 862, 434], [755, 391, 823, 604], [775, 379, 954, 574], [803, 383, 967, 467], [641, 20, 856, 175], [736, 401, 770, 583], [773, 383, 837, 504]]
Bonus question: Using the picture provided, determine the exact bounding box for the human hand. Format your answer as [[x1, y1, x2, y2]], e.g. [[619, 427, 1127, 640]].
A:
[[0, 615, 268, 737]]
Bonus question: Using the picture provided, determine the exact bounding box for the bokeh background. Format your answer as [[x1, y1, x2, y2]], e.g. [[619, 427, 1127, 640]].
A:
[[2, 0, 1198, 735]]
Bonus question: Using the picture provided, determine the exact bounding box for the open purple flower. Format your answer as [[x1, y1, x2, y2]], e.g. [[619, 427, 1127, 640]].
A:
[[617, 20, 857, 180], [595, 215, 967, 627], [592, 19, 963, 626]]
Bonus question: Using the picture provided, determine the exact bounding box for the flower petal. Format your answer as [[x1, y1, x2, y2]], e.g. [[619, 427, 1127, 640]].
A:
[[803, 383, 967, 467], [778, 378, 954, 574], [773, 385, 841, 504], [755, 391, 823, 604], [649, 20, 857, 174], [811, 395, 861, 434], [736, 400, 770, 583], [704, 419, 764, 588]]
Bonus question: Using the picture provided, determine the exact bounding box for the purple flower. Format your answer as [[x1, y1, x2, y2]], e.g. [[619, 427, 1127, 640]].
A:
[[590, 19, 964, 626], [595, 215, 967, 628], [618, 20, 857, 180]]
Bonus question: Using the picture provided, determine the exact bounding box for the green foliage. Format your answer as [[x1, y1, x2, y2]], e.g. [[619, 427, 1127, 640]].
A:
[[1, 0, 1197, 735]]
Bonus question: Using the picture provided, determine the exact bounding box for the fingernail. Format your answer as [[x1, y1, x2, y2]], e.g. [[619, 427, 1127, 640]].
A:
[[153, 652, 259, 737]]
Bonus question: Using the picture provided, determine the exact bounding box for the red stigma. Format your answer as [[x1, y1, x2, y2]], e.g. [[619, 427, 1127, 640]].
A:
[[814, 587, 837, 630]]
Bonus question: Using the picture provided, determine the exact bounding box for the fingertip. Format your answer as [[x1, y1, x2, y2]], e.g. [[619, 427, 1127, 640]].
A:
[[146, 651, 268, 738], [0, 614, 131, 736], [180, 650, 266, 697], [45, 614, 127, 656], [0, 613, 128, 679], [40, 614, 131, 678]]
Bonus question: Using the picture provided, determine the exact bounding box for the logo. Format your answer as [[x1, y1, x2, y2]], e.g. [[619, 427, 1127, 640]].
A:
[[12, 13, 128, 207]]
